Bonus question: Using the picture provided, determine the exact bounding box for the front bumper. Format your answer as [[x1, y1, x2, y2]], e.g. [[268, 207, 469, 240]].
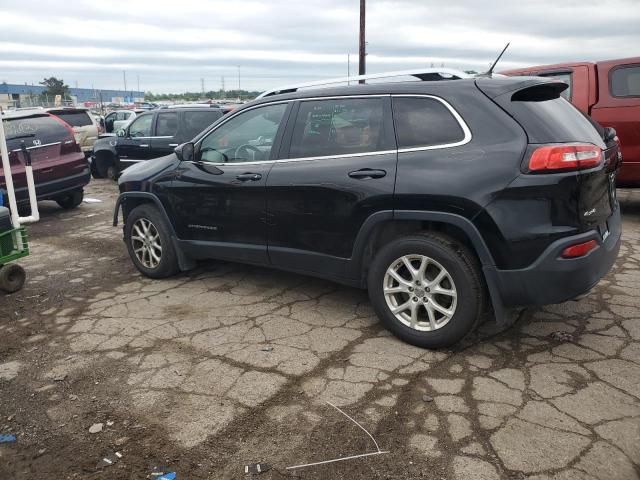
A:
[[486, 208, 622, 307]]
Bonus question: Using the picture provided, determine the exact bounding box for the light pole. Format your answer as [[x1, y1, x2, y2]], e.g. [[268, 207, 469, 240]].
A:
[[358, 0, 366, 83]]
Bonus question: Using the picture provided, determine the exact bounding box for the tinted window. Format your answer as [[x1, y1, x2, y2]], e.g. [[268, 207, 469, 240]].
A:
[[539, 72, 572, 100], [2, 115, 70, 151], [393, 97, 465, 149], [503, 91, 603, 145], [183, 110, 223, 140], [128, 114, 153, 137], [610, 65, 640, 97], [50, 110, 93, 127], [200, 103, 286, 163], [156, 112, 178, 137], [289, 98, 385, 158]]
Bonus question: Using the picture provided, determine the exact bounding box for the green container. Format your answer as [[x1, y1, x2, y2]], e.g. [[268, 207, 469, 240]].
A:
[[0, 228, 29, 265]]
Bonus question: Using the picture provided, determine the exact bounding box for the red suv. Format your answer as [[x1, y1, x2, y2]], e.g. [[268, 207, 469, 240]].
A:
[[1, 110, 90, 209], [502, 57, 640, 186]]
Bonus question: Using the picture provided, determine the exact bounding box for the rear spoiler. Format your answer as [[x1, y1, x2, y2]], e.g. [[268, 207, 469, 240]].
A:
[[475, 77, 568, 100]]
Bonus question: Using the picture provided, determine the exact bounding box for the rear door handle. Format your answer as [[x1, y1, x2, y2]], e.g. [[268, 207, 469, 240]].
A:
[[169, 143, 179, 147], [236, 172, 262, 181], [348, 168, 386, 179]]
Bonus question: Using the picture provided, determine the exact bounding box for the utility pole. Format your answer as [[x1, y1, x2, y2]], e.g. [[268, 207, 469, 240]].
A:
[[123, 71, 127, 93], [221, 76, 225, 94], [347, 54, 350, 85], [201, 77, 205, 96], [137, 75, 140, 94], [237, 66, 241, 92], [358, 0, 366, 83]]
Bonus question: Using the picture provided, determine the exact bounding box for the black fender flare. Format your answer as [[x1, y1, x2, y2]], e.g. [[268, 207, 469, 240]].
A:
[[113, 192, 195, 272], [348, 210, 506, 323]]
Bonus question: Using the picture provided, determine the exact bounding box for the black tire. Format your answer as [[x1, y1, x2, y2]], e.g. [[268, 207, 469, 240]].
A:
[[124, 204, 179, 279], [0, 264, 26, 293], [367, 233, 485, 349], [56, 189, 84, 210], [91, 160, 104, 179], [95, 155, 118, 180]]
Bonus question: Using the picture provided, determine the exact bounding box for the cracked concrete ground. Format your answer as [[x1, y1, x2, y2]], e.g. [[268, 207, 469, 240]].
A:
[[0, 180, 638, 479]]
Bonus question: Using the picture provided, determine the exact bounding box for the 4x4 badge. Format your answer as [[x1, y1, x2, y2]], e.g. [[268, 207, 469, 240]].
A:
[[583, 208, 596, 217]]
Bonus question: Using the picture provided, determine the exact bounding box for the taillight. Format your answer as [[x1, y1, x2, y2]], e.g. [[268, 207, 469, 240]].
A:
[[561, 239, 598, 258], [528, 144, 603, 172]]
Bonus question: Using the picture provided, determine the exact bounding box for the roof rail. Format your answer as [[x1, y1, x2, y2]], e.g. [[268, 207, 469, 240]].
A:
[[257, 68, 471, 99]]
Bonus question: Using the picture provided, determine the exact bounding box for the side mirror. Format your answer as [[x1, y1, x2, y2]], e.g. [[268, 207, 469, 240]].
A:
[[175, 142, 195, 162], [116, 128, 126, 137]]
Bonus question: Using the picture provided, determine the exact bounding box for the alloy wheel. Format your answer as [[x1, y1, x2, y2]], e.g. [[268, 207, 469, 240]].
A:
[[131, 218, 163, 269], [383, 254, 458, 331]]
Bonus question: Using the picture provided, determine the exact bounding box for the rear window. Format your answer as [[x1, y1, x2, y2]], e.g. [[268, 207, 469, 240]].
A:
[[500, 86, 603, 145], [50, 110, 93, 127], [183, 110, 223, 140], [610, 65, 640, 97], [393, 97, 465, 149], [2, 115, 70, 150]]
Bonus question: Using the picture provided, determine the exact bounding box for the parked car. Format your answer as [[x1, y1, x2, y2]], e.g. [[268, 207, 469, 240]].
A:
[[91, 107, 223, 179], [46, 107, 100, 157], [103, 109, 145, 134], [502, 57, 639, 186], [1, 110, 90, 209], [113, 72, 621, 348]]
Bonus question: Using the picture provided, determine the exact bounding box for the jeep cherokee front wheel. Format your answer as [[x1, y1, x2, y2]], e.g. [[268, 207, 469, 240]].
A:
[[124, 204, 179, 279], [367, 233, 485, 349]]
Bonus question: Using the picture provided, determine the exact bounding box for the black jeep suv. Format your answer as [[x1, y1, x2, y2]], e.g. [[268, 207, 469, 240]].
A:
[[92, 106, 223, 179], [113, 75, 621, 348]]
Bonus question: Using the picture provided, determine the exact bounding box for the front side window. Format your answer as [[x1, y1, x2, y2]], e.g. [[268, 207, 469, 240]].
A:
[[393, 97, 465, 149], [156, 112, 178, 137], [128, 114, 153, 137], [610, 65, 640, 97], [199, 103, 286, 163], [289, 98, 386, 158]]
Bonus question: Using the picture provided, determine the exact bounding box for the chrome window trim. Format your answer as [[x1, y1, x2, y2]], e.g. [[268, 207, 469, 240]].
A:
[[191, 93, 471, 166], [392, 94, 472, 152]]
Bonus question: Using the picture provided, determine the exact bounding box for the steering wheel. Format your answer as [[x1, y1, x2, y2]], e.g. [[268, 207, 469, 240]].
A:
[[233, 144, 263, 162]]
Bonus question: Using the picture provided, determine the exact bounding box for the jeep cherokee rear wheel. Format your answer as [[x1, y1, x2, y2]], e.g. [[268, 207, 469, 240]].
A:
[[368, 233, 485, 349], [124, 204, 179, 279]]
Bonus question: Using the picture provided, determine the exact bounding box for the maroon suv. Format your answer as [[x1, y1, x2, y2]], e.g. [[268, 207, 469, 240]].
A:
[[1, 110, 90, 209]]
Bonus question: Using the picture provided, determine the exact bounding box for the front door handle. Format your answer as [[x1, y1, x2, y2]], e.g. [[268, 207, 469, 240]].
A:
[[348, 168, 387, 179], [139, 144, 149, 148], [236, 172, 262, 181]]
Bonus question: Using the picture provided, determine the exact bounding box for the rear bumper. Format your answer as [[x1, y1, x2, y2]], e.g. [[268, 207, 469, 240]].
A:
[[9, 168, 91, 204], [487, 208, 621, 307]]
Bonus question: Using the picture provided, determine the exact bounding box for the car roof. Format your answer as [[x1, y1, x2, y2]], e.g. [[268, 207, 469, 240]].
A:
[[1, 109, 50, 120], [244, 76, 559, 108], [46, 107, 89, 112]]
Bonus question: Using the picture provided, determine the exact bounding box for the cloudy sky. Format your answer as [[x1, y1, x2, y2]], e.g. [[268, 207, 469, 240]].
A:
[[1, 0, 639, 94]]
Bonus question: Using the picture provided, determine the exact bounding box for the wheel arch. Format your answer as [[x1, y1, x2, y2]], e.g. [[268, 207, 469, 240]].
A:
[[350, 210, 506, 322]]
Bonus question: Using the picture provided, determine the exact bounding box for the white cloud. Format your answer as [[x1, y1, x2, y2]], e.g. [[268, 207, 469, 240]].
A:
[[0, 0, 638, 93]]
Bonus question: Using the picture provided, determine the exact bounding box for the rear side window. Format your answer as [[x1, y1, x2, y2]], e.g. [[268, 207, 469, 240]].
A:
[[393, 97, 465, 149], [156, 112, 178, 137], [539, 72, 572, 100], [183, 110, 223, 140], [2, 115, 70, 150], [610, 65, 640, 97], [500, 86, 603, 145], [50, 110, 93, 127], [289, 98, 386, 158]]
